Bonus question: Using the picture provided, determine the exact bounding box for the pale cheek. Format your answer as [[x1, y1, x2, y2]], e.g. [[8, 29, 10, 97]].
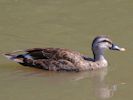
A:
[[100, 43, 109, 49]]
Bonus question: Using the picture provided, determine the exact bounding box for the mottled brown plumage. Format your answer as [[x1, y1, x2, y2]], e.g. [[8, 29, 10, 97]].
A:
[[2, 36, 125, 72], [22, 48, 88, 71]]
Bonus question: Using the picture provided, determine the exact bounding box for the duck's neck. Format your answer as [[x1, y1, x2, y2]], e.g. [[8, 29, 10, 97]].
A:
[[93, 49, 108, 65]]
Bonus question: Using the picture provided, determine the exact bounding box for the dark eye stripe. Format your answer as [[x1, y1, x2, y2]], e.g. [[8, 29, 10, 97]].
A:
[[99, 40, 112, 44]]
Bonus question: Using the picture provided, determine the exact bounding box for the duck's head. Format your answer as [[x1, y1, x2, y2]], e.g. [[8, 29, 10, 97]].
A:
[[92, 35, 125, 61], [92, 35, 126, 52]]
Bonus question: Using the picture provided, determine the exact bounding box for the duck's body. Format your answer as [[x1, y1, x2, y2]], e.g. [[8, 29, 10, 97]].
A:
[[15, 48, 107, 71], [2, 35, 125, 72]]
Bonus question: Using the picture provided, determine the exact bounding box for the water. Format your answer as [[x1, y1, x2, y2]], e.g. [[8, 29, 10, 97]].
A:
[[0, 0, 132, 100]]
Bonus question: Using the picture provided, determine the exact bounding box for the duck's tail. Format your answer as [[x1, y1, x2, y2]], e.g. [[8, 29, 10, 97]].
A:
[[0, 50, 27, 63]]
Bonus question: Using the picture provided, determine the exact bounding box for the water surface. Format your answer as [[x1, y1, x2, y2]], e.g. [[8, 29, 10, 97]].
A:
[[0, 0, 132, 100]]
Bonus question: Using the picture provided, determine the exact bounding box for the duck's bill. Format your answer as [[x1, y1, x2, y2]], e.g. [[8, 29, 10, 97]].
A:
[[110, 44, 126, 51]]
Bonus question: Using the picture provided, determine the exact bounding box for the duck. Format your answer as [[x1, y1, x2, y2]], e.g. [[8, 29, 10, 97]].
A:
[[1, 35, 125, 72]]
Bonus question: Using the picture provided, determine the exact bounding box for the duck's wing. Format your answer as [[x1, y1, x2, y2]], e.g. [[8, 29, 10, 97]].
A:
[[25, 48, 59, 59], [25, 48, 46, 53], [25, 48, 84, 61]]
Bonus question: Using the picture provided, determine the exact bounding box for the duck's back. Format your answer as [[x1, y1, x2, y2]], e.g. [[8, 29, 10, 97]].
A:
[[26, 48, 82, 61]]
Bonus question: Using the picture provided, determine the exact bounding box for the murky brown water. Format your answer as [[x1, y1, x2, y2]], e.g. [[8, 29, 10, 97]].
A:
[[0, 0, 132, 100]]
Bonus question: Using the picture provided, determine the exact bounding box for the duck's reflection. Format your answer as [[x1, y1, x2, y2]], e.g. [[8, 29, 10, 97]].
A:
[[71, 68, 117, 99], [89, 68, 117, 99]]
